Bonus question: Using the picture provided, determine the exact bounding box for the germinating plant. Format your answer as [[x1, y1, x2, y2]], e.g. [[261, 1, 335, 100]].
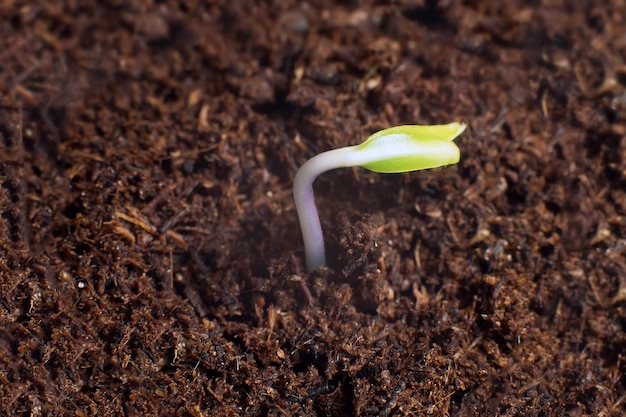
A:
[[293, 122, 466, 271]]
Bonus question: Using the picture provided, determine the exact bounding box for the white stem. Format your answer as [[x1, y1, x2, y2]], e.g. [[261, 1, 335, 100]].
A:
[[293, 146, 358, 271]]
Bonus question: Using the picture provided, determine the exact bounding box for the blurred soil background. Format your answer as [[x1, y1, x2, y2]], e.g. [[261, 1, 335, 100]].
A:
[[0, 0, 625, 415]]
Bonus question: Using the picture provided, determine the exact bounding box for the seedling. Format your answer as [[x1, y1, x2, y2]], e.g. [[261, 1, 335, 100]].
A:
[[293, 122, 466, 271]]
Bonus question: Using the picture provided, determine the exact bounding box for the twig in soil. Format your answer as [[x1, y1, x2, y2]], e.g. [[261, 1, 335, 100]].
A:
[[115, 208, 158, 235], [293, 123, 466, 271]]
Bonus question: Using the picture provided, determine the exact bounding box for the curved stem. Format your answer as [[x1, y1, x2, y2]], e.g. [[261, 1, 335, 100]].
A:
[[293, 146, 357, 271]]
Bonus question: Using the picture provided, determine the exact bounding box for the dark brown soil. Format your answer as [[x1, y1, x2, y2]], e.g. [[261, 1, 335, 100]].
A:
[[1, 1, 625, 416]]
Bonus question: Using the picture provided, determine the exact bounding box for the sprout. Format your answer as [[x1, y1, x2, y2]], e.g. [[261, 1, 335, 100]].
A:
[[293, 122, 466, 271]]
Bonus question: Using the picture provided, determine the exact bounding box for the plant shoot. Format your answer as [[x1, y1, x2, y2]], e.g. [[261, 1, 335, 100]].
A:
[[293, 122, 466, 271]]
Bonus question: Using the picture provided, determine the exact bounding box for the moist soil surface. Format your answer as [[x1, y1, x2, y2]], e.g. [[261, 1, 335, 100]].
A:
[[1, 1, 625, 416]]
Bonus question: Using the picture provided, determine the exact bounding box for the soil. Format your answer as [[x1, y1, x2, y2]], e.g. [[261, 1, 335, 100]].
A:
[[0, 1, 625, 416]]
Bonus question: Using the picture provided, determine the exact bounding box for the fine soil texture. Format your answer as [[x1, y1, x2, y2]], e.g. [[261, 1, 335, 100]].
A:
[[1, 1, 625, 416]]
